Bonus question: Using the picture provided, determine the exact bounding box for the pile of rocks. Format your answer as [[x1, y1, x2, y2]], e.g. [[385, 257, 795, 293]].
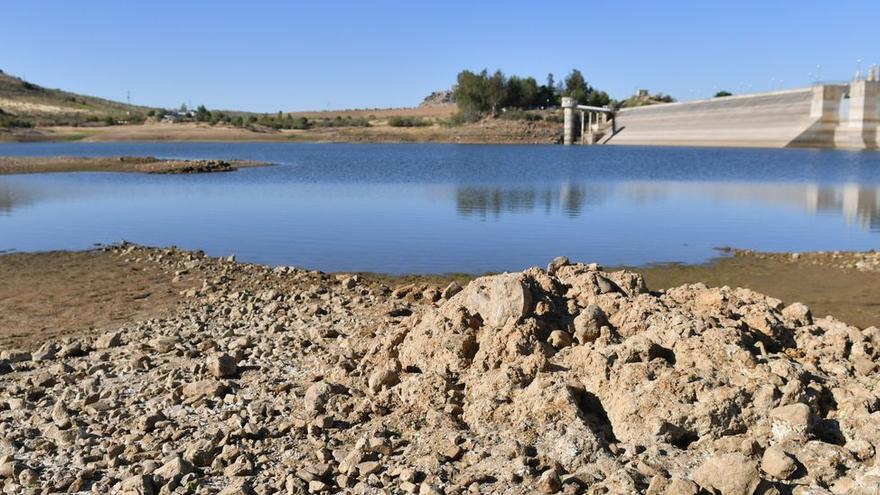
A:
[[0, 247, 878, 494], [734, 249, 880, 273]]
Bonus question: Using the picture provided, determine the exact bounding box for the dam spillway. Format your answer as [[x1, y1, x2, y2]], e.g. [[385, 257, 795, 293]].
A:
[[563, 78, 880, 150]]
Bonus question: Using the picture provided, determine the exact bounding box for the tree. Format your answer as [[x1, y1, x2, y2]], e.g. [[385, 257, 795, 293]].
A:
[[564, 69, 590, 104], [714, 90, 733, 97], [195, 105, 211, 122], [520, 77, 540, 108], [486, 70, 506, 113]]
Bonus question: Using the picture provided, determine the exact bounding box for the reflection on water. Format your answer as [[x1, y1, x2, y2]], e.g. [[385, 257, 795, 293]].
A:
[[1, 142, 879, 273], [810, 184, 880, 231], [456, 183, 611, 218], [454, 182, 880, 232]]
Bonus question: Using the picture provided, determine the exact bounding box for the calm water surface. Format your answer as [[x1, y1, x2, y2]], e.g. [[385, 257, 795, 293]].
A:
[[0, 142, 878, 273]]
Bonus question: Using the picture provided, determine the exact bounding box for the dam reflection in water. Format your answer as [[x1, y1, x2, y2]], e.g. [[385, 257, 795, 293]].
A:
[[454, 182, 880, 232]]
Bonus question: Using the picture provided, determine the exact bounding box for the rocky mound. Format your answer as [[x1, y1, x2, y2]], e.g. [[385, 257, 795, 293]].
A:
[[420, 90, 456, 107], [0, 248, 878, 494]]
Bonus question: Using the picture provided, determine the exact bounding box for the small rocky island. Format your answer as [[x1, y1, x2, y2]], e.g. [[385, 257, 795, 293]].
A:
[[0, 156, 271, 175]]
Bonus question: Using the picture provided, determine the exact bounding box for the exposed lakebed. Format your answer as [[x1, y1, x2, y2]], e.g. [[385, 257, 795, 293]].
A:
[[0, 142, 878, 273]]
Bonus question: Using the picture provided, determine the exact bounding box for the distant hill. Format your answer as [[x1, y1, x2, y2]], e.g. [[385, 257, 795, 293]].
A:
[[0, 70, 156, 127]]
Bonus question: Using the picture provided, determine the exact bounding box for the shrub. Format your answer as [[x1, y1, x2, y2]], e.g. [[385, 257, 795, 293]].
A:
[[498, 109, 542, 121], [388, 116, 430, 127]]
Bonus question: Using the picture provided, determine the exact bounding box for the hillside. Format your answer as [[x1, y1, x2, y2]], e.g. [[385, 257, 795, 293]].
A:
[[0, 70, 155, 127]]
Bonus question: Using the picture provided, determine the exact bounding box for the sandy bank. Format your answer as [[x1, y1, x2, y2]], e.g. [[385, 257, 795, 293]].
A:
[[0, 156, 271, 175]]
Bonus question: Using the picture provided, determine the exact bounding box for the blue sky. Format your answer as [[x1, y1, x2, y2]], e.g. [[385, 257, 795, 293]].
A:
[[2, 1, 878, 112]]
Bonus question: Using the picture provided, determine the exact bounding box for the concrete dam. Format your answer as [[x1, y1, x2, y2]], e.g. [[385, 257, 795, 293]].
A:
[[562, 77, 880, 150]]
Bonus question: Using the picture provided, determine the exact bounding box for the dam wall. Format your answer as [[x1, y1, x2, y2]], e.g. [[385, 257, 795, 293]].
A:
[[600, 82, 879, 150]]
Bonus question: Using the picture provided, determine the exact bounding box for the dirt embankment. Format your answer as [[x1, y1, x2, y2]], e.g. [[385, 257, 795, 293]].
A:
[[0, 119, 563, 145], [0, 156, 270, 175], [0, 245, 878, 493]]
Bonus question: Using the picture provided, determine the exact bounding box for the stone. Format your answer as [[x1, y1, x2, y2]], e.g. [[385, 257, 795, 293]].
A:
[[218, 478, 256, 495], [692, 453, 760, 495], [442, 281, 463, 300], [184, 439, 217, 467], [547, 256, 570, 275], [547, 330, 573, 349], [595, 274, 622, 294], [208, 353, 238, 378], [537, 469, 562, 493], [769, 403, 813, 441], [761, 445, 797, 479], [665, 478, 699, 495], [154, 455, 194, 483], [182, 380, 228, 399], [458, 273, 532, 327], [120, 474, 156, 495], [572, 304, 606, 344], [95, 331, 122, 349], [782, 302, 812, 326], [368, 368, 399, 393], [304, 381, 335, 415]]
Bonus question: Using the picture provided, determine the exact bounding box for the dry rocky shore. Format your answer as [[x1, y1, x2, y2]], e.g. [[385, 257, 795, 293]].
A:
[[1, 245, 878, 494]]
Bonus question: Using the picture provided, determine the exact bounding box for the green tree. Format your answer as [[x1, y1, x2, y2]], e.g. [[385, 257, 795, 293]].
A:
[[564, 69, 590, 104], [521, 77, 540, 108], [195, 105, 212, 122], [486, 70, 506, 114]]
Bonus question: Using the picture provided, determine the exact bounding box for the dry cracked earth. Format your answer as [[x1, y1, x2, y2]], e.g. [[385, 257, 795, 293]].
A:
[[1, 245, 878, 495]]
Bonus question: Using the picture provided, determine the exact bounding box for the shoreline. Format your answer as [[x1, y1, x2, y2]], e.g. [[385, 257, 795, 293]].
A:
[[2, 244, 878, 352], [0, 155, 272, 175], [0, 120, 563, 145], [1, 242, 878, 493]]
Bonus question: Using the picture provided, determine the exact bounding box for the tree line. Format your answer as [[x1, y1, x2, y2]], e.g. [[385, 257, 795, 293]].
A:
[[454, 69, 611, 119]]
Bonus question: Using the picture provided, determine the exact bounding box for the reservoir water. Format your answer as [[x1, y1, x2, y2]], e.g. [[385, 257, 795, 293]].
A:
[[0, 142, 878, 274]]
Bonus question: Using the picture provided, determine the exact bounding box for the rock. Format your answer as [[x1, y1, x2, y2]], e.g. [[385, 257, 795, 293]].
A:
[[184, 439, 217, 467], [537, 469, 562, 493], [692, 453, 761, 495], [218, 478, 256, 495], [595, 274, 622, 294], [95, 331, 122, 349], [0, 461, 25, 479], [782, 302, 812, 326], [761, 445, 797, 479], [182, 380, 228, 399], [208, 353, 238, 378], [665, 478, 699, 495], [154, 455, 194, 483], [368, 368, 399, 393], [572, 304, 606, 344], [547, 256, 570, 275], [547, 330, 573, 349], [458, 273, 532, 327], [442, 281, 463, 300], [120, 474, 156, 495], [769, 403, 813, 441], [308, 479, 330, 492], [304, 381, 335, 415]]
